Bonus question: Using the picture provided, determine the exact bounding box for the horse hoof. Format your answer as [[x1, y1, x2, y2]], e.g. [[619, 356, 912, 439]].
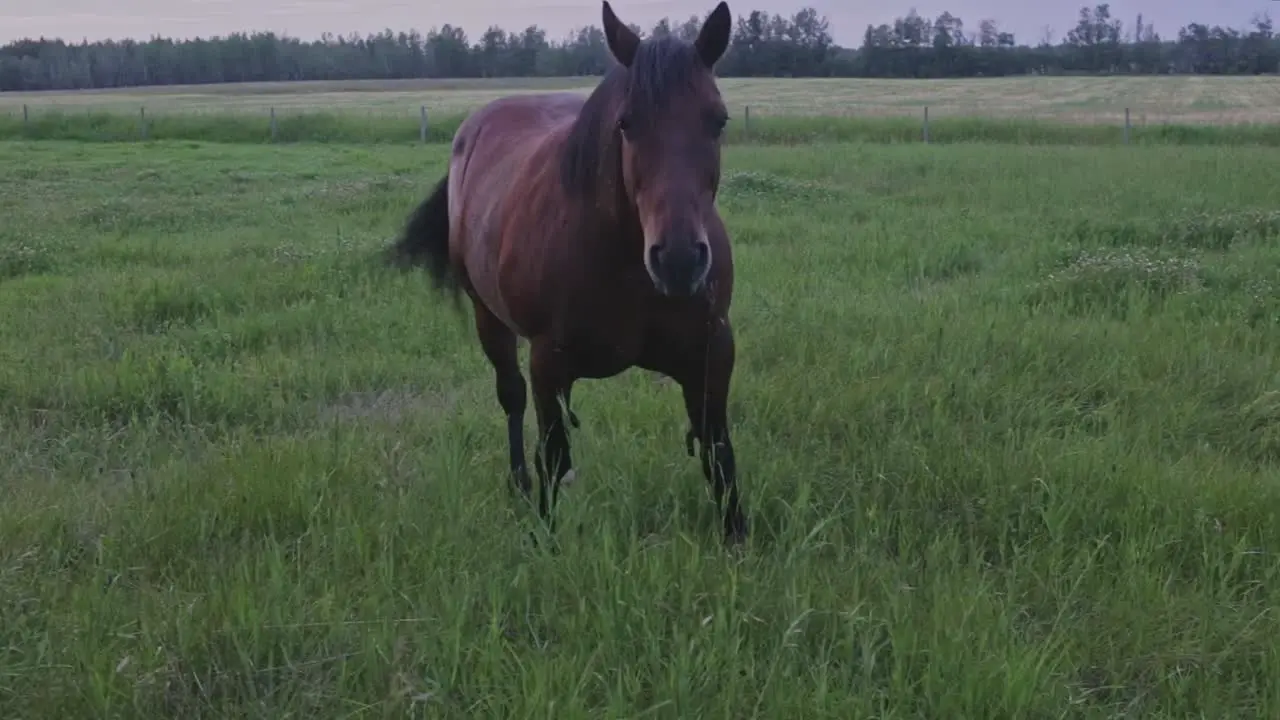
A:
[[509, 470, 533, 497], [559, 469, 576, 487], [528, 530, 559, 553], [724, 517, 748, 547]]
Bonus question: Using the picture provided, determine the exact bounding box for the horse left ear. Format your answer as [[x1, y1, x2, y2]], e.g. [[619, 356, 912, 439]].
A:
[[695, 1, 732, 68], [602, 1, 640, 68]]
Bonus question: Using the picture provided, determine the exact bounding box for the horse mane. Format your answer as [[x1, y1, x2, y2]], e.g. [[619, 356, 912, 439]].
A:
[[559, 35, 704, 200]]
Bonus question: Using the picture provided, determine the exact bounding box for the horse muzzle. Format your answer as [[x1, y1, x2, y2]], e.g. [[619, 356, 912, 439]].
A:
[[645, 235, 711, 297]]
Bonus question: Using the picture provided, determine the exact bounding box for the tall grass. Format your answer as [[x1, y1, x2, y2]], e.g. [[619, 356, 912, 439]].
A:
[[4, 138, 1280, 716], [3, 108, 1280, 146]]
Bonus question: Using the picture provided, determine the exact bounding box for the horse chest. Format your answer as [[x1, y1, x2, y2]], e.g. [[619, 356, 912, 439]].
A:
[[557, 321, 645, 379], [541, 271, 652, 378]]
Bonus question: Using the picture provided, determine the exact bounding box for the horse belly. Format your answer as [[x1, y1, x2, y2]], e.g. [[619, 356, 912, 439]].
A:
[[461, 233, 525, 333]]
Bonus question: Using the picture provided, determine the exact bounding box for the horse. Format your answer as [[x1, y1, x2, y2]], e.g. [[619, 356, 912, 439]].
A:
[[387, 1, 748, 545]]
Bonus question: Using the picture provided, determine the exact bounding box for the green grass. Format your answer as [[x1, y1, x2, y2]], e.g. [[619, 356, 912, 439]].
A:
[[4, 108, 1280, 146], [3, 138, 1280, 717]]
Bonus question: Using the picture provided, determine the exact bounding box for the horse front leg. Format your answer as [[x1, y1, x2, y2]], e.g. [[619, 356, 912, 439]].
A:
[[529, 339, 575, 533], [678, 318, 748, 545]]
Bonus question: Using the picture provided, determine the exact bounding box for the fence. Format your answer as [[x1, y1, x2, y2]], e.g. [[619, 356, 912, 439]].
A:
[[4, 102, 1275, 147]]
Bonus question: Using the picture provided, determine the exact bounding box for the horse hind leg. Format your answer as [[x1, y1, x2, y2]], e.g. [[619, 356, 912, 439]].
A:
[[558, 387, 580, 486], [564, 387, 580, 429], [473, 302, 531, 497]]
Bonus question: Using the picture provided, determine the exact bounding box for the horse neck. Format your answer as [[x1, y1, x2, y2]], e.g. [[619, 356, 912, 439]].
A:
[[559, 91, 644, 269], [588, 177, 644, 265], [568, 134, 641, 263]]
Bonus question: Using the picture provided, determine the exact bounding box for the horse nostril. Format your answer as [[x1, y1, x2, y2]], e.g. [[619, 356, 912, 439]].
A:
[[647, 244, 664, 271], [694, 242, 710, 269]]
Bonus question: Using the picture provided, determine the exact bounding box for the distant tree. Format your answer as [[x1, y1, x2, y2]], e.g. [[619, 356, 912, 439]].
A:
[[1, 5, 1277, 91]]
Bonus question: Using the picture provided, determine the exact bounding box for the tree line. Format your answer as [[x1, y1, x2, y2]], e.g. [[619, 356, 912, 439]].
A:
[[1, 4, 1276, 92]]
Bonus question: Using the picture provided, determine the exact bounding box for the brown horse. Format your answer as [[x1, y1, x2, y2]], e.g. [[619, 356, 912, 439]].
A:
[[388, 1, 747, 544]]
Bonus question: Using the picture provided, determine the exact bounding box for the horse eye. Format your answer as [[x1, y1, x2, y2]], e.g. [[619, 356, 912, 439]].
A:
[[616, 115, 631, 134]]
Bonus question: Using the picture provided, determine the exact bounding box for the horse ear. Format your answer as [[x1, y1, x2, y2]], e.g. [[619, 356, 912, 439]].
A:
[[695, 1, 732, 67], [602, 1, 640, 68]]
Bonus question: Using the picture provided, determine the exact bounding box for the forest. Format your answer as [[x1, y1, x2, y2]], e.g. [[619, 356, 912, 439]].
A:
[[1, 4, 1276, 91]]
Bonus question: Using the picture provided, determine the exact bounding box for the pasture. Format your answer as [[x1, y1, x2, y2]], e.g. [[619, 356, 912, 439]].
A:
[[5, 74, 1280, 125], [3, 75, 1280, 716]]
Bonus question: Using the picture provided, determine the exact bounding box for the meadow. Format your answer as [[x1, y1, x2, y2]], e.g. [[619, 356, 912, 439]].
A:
[[5, 75, 1280, 125], [3, 75, 1280, 717], [4, 75, 1280, 150]]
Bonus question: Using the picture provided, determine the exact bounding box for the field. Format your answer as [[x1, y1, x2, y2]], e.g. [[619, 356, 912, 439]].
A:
[[5, 76, 1280, 149], [5, 75, 1280, 126], [4, 75, 1280, 717]]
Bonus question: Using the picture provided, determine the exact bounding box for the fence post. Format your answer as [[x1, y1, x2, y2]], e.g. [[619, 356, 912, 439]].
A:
[[420, 105, 428, 143], [744, 105, 750, 136], [922, 106, 930, 143], [1123, 107, 1131, 145], [139, 106, 147, 140], [22, 104, 28, 126], [270, 107, 277, 142]]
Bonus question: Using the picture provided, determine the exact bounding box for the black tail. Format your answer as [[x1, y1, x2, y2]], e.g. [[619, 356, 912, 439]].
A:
[[387, 174, 461, 302]]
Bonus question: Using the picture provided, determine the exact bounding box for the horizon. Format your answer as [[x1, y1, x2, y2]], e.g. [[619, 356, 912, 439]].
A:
[[2, 1, 1273, 49]]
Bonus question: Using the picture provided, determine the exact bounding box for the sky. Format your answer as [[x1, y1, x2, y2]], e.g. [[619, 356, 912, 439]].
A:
[[2, 0, 1273, 48]]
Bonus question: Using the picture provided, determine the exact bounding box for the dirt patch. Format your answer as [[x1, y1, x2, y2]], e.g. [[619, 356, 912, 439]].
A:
[[317, 387, 458, 426], [289, 175, 416, 201]]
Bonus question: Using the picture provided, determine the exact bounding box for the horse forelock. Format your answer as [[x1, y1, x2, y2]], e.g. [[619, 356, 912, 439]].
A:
[[558, 35, 706, 202], [626, 36, 702, 119]]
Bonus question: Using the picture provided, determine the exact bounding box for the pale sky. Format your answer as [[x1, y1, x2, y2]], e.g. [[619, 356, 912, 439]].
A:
[[2, 1, 1272, 48]]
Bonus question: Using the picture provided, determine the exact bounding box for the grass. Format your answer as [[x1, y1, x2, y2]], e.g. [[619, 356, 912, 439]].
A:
[[3, 137, 1280, 717], [4, 75, 1280, 125]]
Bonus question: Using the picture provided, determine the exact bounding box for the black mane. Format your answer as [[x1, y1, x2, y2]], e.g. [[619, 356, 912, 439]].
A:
[[559, 35, 703, 199]]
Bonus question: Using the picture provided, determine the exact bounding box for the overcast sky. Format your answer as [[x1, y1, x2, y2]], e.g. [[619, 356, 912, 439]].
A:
[[2, 1, 1272, 47]]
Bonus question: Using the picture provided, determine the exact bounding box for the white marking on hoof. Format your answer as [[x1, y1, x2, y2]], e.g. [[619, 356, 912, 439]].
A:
[[559, 469, 576, 487]]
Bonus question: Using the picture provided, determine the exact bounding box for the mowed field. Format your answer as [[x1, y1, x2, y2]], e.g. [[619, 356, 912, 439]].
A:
[[3, 77, 1280, 716], [4, 74, 1280, 124]]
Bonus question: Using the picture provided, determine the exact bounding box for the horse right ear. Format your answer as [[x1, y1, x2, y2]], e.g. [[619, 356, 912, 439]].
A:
[[695, 1, 732, 67], [602, 1, 640, 67]]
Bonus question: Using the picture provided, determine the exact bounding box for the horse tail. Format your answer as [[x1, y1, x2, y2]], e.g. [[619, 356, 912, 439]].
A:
[[387, 173, 461, 303]]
